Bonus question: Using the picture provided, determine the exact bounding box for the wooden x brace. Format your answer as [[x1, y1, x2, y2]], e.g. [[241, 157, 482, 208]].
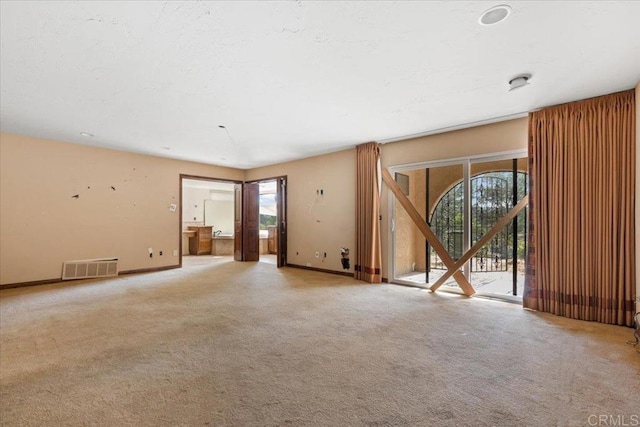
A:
[[382, 167, 529, 297], [429, 195, 528, 292], [382, 168, 475, 296]]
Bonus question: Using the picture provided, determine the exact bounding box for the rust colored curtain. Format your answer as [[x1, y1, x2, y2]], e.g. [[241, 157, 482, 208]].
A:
[[355, 142, 382, 283], [524, 90, 636, 326]]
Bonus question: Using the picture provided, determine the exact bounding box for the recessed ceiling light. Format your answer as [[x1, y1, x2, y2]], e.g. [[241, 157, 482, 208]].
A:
[[80, 132, 94, 137], [479, 5, 512, 26], [508, 74, 531, 91], [161, 146, 171, 150]]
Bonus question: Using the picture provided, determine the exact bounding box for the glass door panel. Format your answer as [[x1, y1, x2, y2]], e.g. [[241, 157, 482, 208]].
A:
[[393, 164, 465, 289], [426, 164, 465, 290], [393, 169, 428, 286], [469, 157, 528, 297]]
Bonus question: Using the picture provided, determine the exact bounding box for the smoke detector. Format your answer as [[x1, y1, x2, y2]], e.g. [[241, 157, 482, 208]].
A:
[[508, 74, 531, 91]]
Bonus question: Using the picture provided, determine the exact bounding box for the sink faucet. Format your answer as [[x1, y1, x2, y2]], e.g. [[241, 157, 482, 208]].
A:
[[214, 230, 222, 236]]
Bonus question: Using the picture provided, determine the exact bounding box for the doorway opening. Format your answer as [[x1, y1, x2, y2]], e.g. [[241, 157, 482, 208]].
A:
[[258, 180, 278, 265], [241, 177, 288, 267], [389, 151, 528, 301], [179, 175, 240, 267], [179, 174, 287, 268]]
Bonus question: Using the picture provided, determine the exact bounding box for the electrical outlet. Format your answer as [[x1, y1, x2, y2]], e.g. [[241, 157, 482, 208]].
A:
[[173, 249, 178, 256], [159, 251, 163, 256], [306, 262, 311, 267], [315, 252, 319, 258]]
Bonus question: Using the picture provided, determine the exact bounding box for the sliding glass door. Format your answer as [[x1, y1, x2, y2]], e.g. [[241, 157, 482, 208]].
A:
[[391, 152, 528, 299]]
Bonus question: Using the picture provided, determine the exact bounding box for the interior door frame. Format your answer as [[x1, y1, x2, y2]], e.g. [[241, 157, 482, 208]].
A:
[[234, 183, 243, 261], [179, 174, 243, 267], [277, 176, 288, 268], [244, 175, 288, 268]]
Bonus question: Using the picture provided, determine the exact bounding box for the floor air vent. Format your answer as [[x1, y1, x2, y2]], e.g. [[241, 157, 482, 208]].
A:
[[62, 258, 119, 280]]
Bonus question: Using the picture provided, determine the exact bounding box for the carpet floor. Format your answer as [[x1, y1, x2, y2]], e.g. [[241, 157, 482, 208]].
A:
[[1, 256, 638, 426]]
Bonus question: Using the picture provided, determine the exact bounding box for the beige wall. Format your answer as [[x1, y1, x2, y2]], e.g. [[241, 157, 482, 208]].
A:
[[3, 101, 635, 289], [245, 149, 356, 273], [381, 118, 529, 278], [0, 119, 526, 284], [0, 133, 243, 285]]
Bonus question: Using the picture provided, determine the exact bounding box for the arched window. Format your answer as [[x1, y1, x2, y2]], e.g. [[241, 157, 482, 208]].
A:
[[429, 171, 527, 272]]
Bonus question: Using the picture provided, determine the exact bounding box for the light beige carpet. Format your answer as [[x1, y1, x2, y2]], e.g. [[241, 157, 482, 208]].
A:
[[1, 256, 638, 426]]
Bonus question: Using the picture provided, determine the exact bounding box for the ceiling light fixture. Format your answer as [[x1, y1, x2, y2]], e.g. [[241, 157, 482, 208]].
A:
[[79, 132, 94, 137], [479, 5, 512, 26], [508, 74, 531, 91]]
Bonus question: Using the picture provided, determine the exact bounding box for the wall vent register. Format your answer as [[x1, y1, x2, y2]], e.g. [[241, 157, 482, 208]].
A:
[[62, 257, 119, 280]]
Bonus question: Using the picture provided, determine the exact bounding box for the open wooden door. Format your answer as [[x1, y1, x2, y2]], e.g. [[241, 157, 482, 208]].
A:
[[243, 182, 260, 261], [277, 177, 287, 268], [234, 184, 243, 261]]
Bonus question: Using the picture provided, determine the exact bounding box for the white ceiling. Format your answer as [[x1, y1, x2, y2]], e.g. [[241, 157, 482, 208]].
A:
[[1, 1, 639, 169]]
